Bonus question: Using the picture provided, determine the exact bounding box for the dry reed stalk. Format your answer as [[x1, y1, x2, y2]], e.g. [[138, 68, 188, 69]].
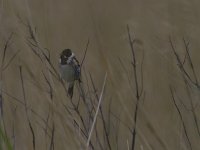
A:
[[86, 72, 107, 149]]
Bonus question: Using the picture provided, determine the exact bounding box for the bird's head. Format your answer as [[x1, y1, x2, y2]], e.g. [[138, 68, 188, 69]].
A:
[[60, 49, 72, 64]]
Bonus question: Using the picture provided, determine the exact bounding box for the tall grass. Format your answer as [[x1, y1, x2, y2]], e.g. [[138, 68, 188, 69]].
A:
[[0, 125, 12, 150]]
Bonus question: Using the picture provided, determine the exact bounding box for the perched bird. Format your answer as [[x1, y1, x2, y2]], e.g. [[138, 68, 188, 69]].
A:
[[59, 49, 81, 98]]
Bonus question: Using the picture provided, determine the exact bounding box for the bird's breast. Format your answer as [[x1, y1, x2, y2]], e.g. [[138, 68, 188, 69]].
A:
[[60, 64, 75, 82]]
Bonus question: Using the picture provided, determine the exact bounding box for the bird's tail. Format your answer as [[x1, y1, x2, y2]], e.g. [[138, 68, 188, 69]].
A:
[[68, 83, 74, 99]]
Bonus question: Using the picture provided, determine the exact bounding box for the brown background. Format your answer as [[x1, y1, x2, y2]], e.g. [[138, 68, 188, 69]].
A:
[[1, 0, 200, 149]]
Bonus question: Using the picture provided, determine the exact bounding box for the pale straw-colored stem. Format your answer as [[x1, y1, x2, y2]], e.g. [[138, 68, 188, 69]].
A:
[[86, 72, 107, 149]]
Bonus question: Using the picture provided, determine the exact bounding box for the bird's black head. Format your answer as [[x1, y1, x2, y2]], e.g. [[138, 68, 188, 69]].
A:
[[60, 49, 72, 65], [62, 49, 72, 57]]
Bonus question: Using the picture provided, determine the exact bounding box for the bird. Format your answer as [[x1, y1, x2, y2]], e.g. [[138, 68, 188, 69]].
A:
[[59, 49, 81, 99]]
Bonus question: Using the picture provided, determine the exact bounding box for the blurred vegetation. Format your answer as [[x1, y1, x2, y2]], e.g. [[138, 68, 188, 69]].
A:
[[0, 125, 12, 150]]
